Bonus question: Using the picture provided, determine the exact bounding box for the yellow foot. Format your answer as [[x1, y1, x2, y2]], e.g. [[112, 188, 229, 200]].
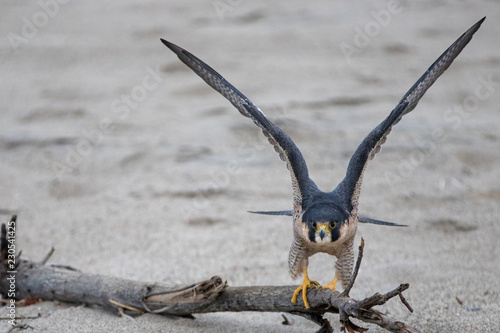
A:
[[321, 276, 338, 291], [291, 271, 319, 308]]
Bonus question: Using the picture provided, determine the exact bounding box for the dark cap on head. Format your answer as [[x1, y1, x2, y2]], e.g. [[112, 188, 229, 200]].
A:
[[302, 202, 349, 223]]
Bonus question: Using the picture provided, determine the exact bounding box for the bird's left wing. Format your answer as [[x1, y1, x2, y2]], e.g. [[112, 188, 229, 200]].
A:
[[162, 39, 317, 210], [336, 17, 485, 213]]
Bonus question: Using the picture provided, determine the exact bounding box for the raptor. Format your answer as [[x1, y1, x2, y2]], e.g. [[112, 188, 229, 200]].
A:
[[161, 17, 484, 308]]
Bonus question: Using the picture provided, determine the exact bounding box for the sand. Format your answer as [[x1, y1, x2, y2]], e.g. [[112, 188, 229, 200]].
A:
[[1, 1, 499, 332]]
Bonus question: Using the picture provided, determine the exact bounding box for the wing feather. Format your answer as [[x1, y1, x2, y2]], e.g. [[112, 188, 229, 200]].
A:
[[337, 18, 485, 213], [162, 39, 317, 210]]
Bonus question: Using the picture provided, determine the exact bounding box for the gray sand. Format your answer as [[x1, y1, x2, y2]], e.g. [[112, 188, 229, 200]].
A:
[[1, 1, 499, 332]]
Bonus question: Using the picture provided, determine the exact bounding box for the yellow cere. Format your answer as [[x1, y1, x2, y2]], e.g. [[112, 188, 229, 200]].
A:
[[318, 225, 329, 233]]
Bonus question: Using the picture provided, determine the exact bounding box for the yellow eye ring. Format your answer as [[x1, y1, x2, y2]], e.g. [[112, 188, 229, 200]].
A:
[[329, 221, 336, 229]]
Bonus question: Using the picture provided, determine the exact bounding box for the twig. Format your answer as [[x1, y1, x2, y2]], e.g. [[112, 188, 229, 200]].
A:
[[109, 299, 144, 314], [0, 224, 6, 261], [358, 284, 410, 310], [281, 314, 291, 325], [398, 291, 413, 313], [39, 247, 55, 265]]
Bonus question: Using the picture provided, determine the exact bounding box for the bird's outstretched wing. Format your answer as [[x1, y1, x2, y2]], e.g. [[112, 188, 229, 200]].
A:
[[161, 39, 317, 210], [336, 17, 485, 213], [249, 210, 294, 216], [249, 210, 406, 227], [357, 216, 406, 227]]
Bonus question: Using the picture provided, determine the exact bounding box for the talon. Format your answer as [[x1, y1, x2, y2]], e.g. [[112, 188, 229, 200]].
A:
[[291, 269, 318, 308]]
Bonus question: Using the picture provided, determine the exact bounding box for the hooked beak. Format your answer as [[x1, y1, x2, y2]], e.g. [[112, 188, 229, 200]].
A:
[[318, 227, 327, 240], [314, 225, 332, 243]]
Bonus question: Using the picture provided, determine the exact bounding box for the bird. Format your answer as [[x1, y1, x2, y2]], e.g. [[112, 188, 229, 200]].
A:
[[161, 17, 484, 309]]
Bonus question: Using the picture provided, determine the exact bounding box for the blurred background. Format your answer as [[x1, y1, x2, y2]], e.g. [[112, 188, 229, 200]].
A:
[[1, 1, 499, 332]]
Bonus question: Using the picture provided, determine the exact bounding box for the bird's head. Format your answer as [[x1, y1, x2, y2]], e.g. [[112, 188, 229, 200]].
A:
[[302, 203, 348, 244]]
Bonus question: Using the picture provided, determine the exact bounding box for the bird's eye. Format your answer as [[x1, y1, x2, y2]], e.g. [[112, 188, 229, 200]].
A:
[[312, 222, 317, 228], [330, 221, 336, 229]]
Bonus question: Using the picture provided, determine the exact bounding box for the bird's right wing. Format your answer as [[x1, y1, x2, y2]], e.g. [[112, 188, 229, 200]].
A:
[[162, 39, 317, 211], [336, 18, 485, 214], [248, 210, 294, 216]]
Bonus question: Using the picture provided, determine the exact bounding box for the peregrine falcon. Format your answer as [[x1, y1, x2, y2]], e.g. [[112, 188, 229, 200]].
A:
[[161, 17, 484, 308]]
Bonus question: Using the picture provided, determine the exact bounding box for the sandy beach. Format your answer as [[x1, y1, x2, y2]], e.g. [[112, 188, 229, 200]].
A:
[[1, 1, 500, 332]]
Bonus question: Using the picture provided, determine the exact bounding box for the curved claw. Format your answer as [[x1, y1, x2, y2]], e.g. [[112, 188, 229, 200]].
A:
[[291, 270, 319, 308]]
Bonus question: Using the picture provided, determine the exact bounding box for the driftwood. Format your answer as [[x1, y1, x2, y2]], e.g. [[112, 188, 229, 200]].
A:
[[0, 216, 418, 332]]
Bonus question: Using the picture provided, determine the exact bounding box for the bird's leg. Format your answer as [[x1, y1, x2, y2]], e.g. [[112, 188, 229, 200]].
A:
[[291, 269, 319, 308], [321, 274, 338, 291]]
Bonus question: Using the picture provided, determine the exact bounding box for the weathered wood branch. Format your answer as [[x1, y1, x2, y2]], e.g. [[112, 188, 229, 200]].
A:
[[0, 218, 419, 332]]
